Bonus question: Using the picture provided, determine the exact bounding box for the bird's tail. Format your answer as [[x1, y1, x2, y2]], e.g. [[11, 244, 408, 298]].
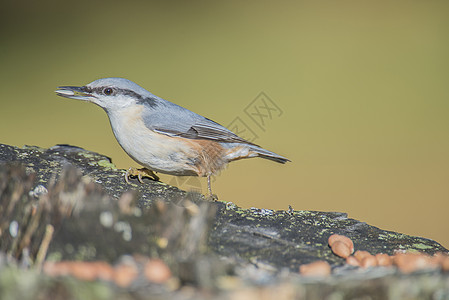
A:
[[249, 145, 290, 164]]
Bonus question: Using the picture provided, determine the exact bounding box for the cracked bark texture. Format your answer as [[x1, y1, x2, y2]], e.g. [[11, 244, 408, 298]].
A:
[[0, 143, 448, 299]]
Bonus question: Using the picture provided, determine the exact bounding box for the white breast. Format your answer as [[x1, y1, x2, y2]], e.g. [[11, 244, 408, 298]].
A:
[[106, 105, 198, 176]]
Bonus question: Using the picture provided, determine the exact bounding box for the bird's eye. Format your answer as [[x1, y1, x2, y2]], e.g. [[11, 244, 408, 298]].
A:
[[103, 88, 113, 95]]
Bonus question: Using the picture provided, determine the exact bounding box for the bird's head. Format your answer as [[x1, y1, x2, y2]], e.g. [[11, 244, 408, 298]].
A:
[[55, 77, 153, 111]]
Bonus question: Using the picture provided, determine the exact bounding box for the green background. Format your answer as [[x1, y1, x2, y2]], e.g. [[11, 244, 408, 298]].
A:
[[1, 1, 448, 248]]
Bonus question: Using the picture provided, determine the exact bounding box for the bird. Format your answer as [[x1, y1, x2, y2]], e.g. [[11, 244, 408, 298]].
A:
[[55, 78, 289, 196]]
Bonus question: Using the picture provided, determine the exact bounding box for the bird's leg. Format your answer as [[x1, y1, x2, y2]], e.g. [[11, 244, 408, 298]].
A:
[[207, 174, 218, 201], [125, 167, 159, 184], [207, 174, 212, 195]]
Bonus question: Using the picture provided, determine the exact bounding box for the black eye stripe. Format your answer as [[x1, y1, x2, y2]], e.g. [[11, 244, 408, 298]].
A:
[[83, 87, 155, 107]]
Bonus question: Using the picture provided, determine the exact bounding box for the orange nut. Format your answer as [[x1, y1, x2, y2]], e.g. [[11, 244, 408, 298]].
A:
[[71, 262, 101, 281], [432, 252, 449, 271], [113, 263, 139, 287], [346, 256, 360, 267], [375, 253, 392, 266], [441, 256, 449, 272], [393, 253, 438, 274], [43, 261, 71, 277], [361, 255, 378, 268], [44, 261, 115, 282], [91, 261, 115, 281], [144, 259, 172, 284], [328, 234, 354, 254], [433, 252, 449, 271], [353, 250, 371, 262], [299, 260, 331, 277], [331, 241, 351, 258]]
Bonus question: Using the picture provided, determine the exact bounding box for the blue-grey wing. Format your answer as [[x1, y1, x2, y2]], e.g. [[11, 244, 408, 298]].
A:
[[141, 101, 257, 146]]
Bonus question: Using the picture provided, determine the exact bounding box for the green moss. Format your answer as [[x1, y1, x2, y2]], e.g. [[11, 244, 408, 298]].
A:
[[412, 243, 434, 250], [48, 161, 59, 168], [97, 159, 116, 169], [382, 232, 406, 240], [77, 152, 95, 158], [378, 234, 387, 240]]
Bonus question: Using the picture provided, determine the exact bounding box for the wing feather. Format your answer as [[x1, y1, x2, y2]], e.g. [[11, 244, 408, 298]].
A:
[[154, 119, 257, 146], [141, 101, 257, 146]]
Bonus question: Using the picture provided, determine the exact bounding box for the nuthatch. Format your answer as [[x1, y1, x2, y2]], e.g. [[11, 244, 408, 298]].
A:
[[56, 78, 289, 196]]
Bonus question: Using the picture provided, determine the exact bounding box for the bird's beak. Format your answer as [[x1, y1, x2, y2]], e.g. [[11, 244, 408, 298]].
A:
[[55, 86, 95, 101]]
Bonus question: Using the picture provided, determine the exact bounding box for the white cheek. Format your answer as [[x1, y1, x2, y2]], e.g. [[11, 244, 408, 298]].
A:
[[115, 97, 135, 108], [95, 95, 135, 111]]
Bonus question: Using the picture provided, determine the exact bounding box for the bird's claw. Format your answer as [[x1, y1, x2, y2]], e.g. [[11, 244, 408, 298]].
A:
[[206, 194, 219, 201], [125, 167, 159, 184]]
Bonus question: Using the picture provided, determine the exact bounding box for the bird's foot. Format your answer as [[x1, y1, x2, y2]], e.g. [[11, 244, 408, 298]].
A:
[[125, 167, 159, 184], [206, 194, 219, 201]]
